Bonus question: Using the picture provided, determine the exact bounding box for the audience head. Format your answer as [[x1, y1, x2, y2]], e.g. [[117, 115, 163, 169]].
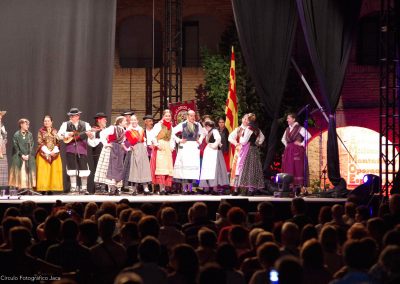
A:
[[161, 207, 178, 227], [383, 229, 400, 248], [249, 228, 264, 249], [228, 225, 249, 249], [2, 217, 22, 243], [367, 217, 386, 246], [138, 236, 161, 263], [9, 226, 32, 252], [257, 242, 280, 269], [198, 227, 217, 249], [301, 239, 324, 269], [255, 231, 275, 247], [3, 207, 20, 218], [113, 272, 143, 284], [227, 207, 246, 225], [44, 216, 61, 240], [319, 225, 338, 253], [318, 206, 332, 224], [300, 224, 318, 245], [138, 216, 160, 238], [100, 202, 117, 218], [344, 202, 356, 219], [98, 214, 116, 241], [355, 205, 370, 223], [217, 202, 231, 219], [379, 245, 400, 276], [140, 203, 156, 217], [291, 198, 307, 215], [61, 219, 79, 241], [281, 222, 300, 247], [257, 201, 274, 220], [199, 263, 226, 284], [347, 222, 368, 240], [121, 222, 139, 243], [33, 207, 48, 224], [216, 243, 238, 269], [192, 202, 208, 222], [276, 255, 303, 284], [170, 244, 199, 281], [343, 238, 378, 270], [78, 219, 99, 247], [331, 204, 344, 221], [389, 194, 400, 215]]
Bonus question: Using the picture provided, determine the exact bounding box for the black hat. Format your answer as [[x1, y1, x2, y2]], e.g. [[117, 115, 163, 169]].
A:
[[67, 108, 82, 116], [93, 112, 107, 119], [121, 110, 135, 116], [143, 114, 154, 121]]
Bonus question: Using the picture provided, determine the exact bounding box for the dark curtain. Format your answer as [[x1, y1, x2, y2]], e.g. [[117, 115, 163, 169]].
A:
[[296, 0, 362, 185], [232, 0, 298, 177], [0, 0, 116, 191]]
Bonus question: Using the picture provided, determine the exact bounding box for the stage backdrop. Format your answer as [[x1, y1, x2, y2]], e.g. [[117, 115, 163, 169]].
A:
[[0, 0, 116, 191]]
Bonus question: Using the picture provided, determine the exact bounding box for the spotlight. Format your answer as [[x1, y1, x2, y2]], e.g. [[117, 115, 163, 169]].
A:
[[275, 173, 293, 192], [362, 174, 380, 194]]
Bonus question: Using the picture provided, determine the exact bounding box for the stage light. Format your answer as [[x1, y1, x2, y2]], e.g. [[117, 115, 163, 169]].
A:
[[275, 173, 293, 192], [362, 174, 380, 194]]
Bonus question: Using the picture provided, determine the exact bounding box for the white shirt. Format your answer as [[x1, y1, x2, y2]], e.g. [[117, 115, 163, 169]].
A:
[[281, 122, 311, 147], [58, 120, 96, 147], [171, 121, 205, 145], [228, 125, 246, 147], [239, 127, 265, 146], [145, 127, 156, 146]]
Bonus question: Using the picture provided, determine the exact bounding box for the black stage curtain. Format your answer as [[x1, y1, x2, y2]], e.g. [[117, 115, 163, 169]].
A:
[[232, 0, 298, 177], [0, 0, 116, 191], [296, 0, 362, 185]]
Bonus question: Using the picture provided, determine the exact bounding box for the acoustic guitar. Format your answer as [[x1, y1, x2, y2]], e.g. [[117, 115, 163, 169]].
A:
[[63, 126, 100, 143]]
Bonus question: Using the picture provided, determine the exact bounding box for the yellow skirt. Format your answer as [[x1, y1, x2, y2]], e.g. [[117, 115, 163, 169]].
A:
[[36, 154, 64, 191]]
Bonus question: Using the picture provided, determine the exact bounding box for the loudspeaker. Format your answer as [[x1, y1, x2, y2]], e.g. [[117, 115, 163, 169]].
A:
[[119, 15, 162, 68]]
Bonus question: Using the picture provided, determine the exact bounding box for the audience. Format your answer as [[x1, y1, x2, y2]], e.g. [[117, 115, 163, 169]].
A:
[[1, 195, 400, 284]]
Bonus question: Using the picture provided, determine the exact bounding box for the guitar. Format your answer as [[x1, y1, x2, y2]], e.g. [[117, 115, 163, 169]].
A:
[[63, 127, 100, 143]]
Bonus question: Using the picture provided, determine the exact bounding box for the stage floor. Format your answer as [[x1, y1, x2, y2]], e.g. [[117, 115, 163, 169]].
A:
[[0, 194, 346, 205]]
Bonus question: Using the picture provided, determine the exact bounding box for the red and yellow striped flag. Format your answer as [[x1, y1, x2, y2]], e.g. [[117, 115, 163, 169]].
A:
[[225, 46, 238, 170]]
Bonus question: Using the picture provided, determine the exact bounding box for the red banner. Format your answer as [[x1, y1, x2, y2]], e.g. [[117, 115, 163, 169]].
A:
[[169, 100, 197, 126]]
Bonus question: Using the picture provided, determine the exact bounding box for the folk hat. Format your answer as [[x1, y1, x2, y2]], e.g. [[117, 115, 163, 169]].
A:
[[67, 108, 82, 116]]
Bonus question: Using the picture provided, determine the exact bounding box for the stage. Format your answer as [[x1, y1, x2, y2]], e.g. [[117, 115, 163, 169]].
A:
[[0, 194, 346, 205]]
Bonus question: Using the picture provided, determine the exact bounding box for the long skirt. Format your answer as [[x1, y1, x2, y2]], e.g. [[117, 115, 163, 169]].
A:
[[173, 141, 200, 182], [128, 143, 152, 184], [95, 145, 125, 187], [237, 145, 264, 189], [282, 143, 307, 186], [9, 158, 36, 189], [152, 140, 173, 187], [36, 155, 63, 191], [229, 146, 241, 186], [0, 158, 8, 186], [199, 147, 229, 188], [122, 151, 132, 186]]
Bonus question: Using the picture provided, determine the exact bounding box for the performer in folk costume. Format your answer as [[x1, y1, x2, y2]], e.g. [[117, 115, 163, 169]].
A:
[[228, 114, 249, 188], [58, 108, 96, 194], [217, 117, 230, 172], [90, 112, 108, 193], [150, 109, 174, 195], [172, 110, 205, 193], [9, 118, 36, 189], [281, 112, 311, 186], [199, 120, 229, 193], [0, 111, 9, 187], [235, 113, 265, 195], [94, 116, 127, 195], [125, 115, 152, 195], [121, 110, 135, 192], [36, 115, 63, 192], [143, 115, 155, 160]]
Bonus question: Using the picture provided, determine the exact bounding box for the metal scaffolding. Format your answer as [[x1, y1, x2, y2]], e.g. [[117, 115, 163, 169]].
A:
[[379, 0, 400, 196]]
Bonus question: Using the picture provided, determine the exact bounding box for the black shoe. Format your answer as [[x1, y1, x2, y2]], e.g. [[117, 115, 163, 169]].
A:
[[247, 190, 254, 196], [231, 190, 239, 196]]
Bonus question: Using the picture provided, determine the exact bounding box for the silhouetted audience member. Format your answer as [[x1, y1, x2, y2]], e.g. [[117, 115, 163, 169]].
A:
[[0, 226, 60, 276], [183, 202, 217, 247], [159, 207, 185, 252], [327, 204, 349, 245], [239, 228, 264, 280], [216, 243, 245, 284], [280, 222, 300, 257], [249, 242, 280, 284], [228, 225, 250, 263], [355, 205, 370, 225], [46, 219, 92, 280], [0, 217, 21, 249], [369, 245, 400, 284], [276, 255, 304, 284], [78, 219, 99, 248], [196, 227, 217, 266], [199, 263, 226, 284], [215, 202, 232, 232], [114, 272, 143, 284], [84, 202, 99, 220], [301, 239, 331, 284], [30, 216, 61, 260], [383, 228, 400, 247], [384, 194, 400, 229], [367, 217, 387, 249], [121, 222, 140, 266], [252, 202, 275, 232], [218, 207, 247, 243], [315, 205, 332, 233], [289, 198, 312, 231], [121, 236, 167, 284], [91, 214, 127, 284], [168, 244, 199, 284], [319, 225, 343, 275], [300, 224, 318, 245], [347, 222, 369, 240], [343, 201, 356, 226]]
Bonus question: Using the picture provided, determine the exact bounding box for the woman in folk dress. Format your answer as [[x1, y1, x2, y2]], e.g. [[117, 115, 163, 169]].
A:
[[0, 111, 8, 188], [199, 120, 229, 194], [126, 115, 152, 195]]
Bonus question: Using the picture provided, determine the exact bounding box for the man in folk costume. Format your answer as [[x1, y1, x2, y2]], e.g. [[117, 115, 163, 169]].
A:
[[90, 112, 108, 193], [58, 108, 96, 194], [143, 115, 155, 159], [172, 109, 205, 193], [281, 112, 311, 186], [228, 114, 249, 191]]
